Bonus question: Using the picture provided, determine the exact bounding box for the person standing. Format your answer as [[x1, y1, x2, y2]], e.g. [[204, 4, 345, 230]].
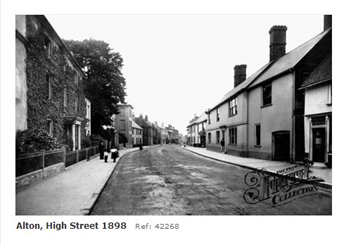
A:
[[220, 138, 225, 153], [99, 141, 104, 160]]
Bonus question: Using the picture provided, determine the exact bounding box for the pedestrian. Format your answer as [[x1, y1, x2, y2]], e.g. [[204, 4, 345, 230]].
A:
[[220, 138, 225, 153], [110, 146, 119, 162], [99, 141, 104, 160], [139, 144, 143, 151], [104, 148, 110, 162]]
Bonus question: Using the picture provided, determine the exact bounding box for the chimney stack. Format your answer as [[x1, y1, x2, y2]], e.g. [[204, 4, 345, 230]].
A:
[[145, 115, 148, 121], [324, 15, 332, 30], [234, 64, 247, 87], [269, 25, 287, 61]]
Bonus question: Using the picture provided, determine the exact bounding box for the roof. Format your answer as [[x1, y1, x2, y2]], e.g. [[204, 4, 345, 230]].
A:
[[300, 52, 332, 89], [131, 120, 143, 130], [187, 112, 208, 127], [249, 28, 331, 89], [35, 15, 86, 78], [117, 104, 134, 109], [208, 62, 272, 112]]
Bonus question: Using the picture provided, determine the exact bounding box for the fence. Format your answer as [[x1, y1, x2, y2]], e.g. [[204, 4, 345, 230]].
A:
[[16, 146, 100, 178]]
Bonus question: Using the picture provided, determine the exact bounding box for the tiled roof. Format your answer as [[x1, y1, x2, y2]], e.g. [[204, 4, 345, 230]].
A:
[[131, 120, 143, 130], [300, 52, 332, 89], [209, 62, 272, 112], [249, 28, 331, 89]]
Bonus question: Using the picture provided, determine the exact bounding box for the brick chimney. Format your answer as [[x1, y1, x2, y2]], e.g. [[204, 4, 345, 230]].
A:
[[269, 26, 287, 61], [324, 15, 332, 30], [234, 64, 247, 87]]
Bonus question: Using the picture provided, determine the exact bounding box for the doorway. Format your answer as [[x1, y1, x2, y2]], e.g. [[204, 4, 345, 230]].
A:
[[273, 131, 290, 161], [312, 128, 326, 162]]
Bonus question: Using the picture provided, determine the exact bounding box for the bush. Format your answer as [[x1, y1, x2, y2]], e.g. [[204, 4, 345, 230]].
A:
[[16, 128, 61, 154], [89, 134, 105, 146]]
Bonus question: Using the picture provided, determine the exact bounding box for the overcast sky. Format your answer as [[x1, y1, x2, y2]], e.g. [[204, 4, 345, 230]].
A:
[[46, 15, 323, 134], [44, 15, 325, 135]]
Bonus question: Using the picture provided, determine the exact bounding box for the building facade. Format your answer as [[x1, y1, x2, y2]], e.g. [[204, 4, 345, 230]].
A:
[[132, 120, 143, 146], [301, 52, 332, 166], [204, 16, 331, 163], [114, 104, 134, 148], [16, 15, 89, 151], [135, 115, 153, 146], [187, 113, 207, 147]]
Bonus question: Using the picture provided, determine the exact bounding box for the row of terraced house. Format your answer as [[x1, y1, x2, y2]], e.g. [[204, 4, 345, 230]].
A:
[[113, 104, 180, 149], [187, 16, 332, 167]]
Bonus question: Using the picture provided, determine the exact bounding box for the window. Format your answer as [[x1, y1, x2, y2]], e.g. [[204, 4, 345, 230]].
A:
[[47, 120, 53, 135], [208, 114, 211, 124], [216, 131, 220, 143], [262, 83, 272, 106], [255, 124, 261, 146], [208, 133, 211, 143], [63, 87, 67, 107], [74, 72, 79, 86], [120, 120, 126, 130], [46, 74, 52, 99], [44, 36, 52, 59], [75, 95, 79, 113], [229, 97, 238, 117], [327, 83, 332, 105], [217, 108, 220, 121], [229, 127, 237, 145]]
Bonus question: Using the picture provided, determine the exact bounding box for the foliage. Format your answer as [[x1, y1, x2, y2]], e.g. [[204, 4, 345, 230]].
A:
[[16, 129, 61, 154], [81, 136, 92, 149], [63, 39, 127, 135], [89, 134, 105, 146], [25, 16, 87, 144]]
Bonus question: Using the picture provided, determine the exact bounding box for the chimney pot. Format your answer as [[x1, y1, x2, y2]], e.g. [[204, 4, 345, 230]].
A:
[[234, 64, 247, 87], [324, 15, 332, 30], [269, 25, 287, 61]]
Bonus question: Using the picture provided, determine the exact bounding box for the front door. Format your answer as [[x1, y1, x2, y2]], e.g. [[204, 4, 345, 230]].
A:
[[312, 128, 326, 162], [273, 132, 290, 161]]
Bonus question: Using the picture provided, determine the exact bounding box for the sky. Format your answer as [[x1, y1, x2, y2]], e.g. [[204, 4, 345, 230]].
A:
[[45, 14, 325, 135]]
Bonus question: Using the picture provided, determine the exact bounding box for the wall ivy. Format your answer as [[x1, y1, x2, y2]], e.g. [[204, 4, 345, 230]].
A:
[[24, 16, 87, 147]]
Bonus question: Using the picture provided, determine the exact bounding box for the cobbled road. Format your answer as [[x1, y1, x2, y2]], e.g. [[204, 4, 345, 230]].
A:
[[90, 145, 331, 215]]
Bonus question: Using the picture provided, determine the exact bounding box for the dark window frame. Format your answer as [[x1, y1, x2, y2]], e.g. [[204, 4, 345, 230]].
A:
[[262, 83, 272, 107]]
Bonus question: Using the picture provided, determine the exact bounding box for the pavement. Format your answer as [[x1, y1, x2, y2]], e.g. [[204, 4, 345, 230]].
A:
[[16, 147, 140, 215], [16, 144, 332, 215], [182, 145, 332, 187]]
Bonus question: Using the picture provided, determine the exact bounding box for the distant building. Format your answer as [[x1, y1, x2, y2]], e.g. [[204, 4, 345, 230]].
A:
[[132, 120, 143, 146], [114, 104, 134, 148], [161, 123, 169, 144], [187, 113, 207, 147], [135, 115, 153, 146], [16, 15, 89, 151]]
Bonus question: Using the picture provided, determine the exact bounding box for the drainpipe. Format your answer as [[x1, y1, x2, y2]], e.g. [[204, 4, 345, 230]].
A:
[[291, 69, 295, 164]]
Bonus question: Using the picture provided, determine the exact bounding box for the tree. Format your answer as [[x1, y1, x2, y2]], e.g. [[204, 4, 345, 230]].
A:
[[63, 39, 126, 137]]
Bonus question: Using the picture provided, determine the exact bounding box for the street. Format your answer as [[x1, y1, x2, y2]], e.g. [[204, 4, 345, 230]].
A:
[[90, 145, 331, 215]]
